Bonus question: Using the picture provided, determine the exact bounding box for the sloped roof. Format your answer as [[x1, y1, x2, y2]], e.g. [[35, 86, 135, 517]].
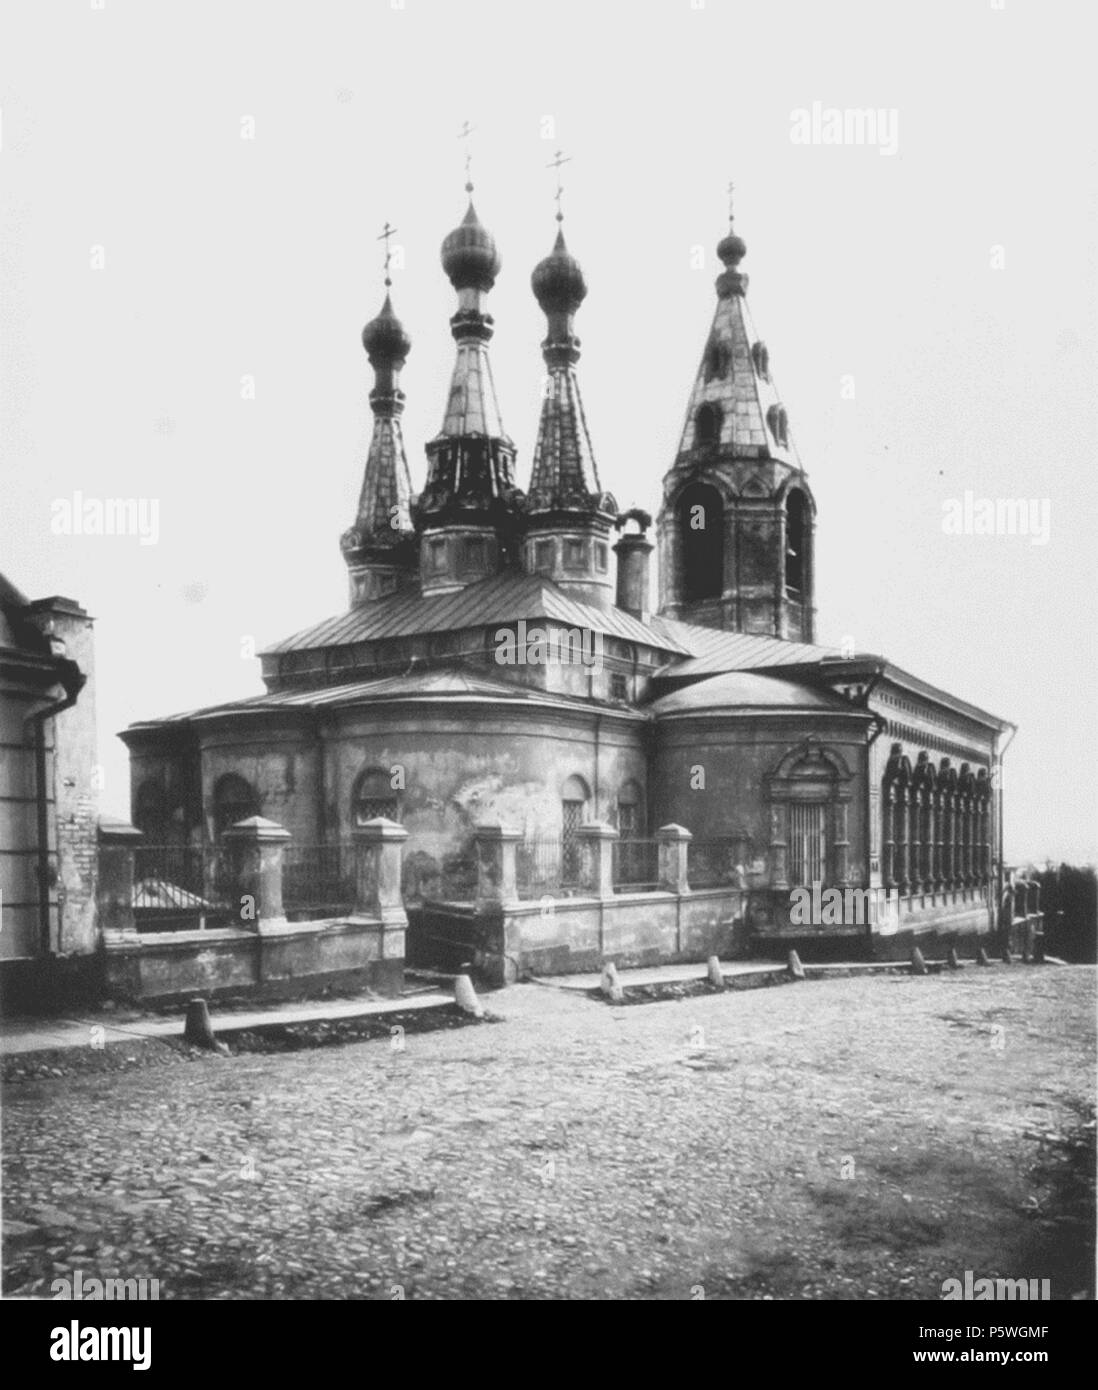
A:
[[263, 572, 692, 656], [677, 288, 799, 464], [648, 616, 838, 675], [436, 339, 510, 440], [647, 670, 856, 717], [123, 668, 630, 734]]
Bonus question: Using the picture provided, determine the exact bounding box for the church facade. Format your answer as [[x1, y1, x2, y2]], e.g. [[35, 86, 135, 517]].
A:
[[122, 188, 1011, 973]]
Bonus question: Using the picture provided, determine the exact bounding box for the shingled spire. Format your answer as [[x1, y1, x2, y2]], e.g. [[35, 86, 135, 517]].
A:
[[522, 168, 617, 608], [656, 191, 817, 640], [415, 181, 523, 596], [341, 236, 417, 607]]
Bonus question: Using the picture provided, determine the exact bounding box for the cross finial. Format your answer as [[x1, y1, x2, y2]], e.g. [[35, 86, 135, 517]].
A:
[[547, 148, 572, 223], [727, 179, 735, 228], [377, 221, 398, 288], [458, 119, 476, 193]]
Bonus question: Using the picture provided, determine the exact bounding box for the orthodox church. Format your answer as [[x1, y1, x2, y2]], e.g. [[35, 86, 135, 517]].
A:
[[123, 178, 1011, 968]]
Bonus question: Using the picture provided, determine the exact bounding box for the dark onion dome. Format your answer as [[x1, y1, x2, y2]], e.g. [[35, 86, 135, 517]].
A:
[[717, 230, 747, 268], [361, 292, 411, 365], [441, 201, 501, 292], [531, 228, 587, 315]]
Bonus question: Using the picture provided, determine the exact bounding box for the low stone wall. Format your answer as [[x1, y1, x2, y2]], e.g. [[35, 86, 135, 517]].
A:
[[413, 887, 748, 986], [103, 916, 404, 1006]]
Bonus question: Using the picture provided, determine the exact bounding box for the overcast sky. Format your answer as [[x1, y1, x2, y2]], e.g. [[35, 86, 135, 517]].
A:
[[2, 0, 1095, 864]]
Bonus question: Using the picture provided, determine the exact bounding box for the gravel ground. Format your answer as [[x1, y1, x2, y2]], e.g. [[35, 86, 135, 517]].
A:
[[2, 966, 1093, 1301]]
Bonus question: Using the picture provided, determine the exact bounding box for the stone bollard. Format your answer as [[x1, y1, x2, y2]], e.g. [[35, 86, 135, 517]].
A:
[[183, 999, 227, 1053], [453, 974, 484, 1018], [600, 961, 624, 1003], [706, 956, 725, 989], [910, 947, 928, 976], [976, 946, 992, 967], [946, 946, 961, 970], [787, 949, 806, 981]]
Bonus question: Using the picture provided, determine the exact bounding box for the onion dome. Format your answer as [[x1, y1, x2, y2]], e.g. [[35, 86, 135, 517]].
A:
[[531, 228, 587, 315], [717, 229, 747, 268], [361, 292, 411, 367], [440, 201, 501, 292]]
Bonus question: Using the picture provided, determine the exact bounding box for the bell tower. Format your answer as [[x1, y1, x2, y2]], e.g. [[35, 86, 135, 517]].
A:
[[656, 194, 816, 641]]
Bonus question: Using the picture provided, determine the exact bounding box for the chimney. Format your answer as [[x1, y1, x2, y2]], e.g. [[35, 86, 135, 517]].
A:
[[613, 510, 653, 620]]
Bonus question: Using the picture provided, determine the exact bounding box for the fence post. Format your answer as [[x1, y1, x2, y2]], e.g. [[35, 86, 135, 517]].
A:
[[222, 816, 291, 932], [657, 823, 693, 894], [578, 821, 618, 898], [96, 818, 142, 939], [474, 821, 521, 910], [352, 818, 409, 927]]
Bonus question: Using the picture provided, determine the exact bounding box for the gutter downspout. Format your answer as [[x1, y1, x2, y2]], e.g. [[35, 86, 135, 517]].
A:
[[996, 723, 1018, 929], [28, 658, 85, 959]]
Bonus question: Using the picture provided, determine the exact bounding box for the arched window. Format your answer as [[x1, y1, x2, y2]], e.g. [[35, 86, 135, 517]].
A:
[[213, 773, 260, 839], [703, 340, 729, 382], [784, 489, 809, 595], [615, 779, 644, 836], [767, 404, 789, 448], [913, 752, 936, 893], [882, 744, 912, 893], [351, 766, 401, 826], [695, 403, 722, 446], [677, 482, 724, 601], [561, 774, 590, 886]]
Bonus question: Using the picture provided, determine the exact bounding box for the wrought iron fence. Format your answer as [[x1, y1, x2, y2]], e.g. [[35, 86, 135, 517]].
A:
[[282, 843, 356, 918], [688, 839, 744, 889], [132, 843, 231, 932], [612, 837, 661, 892], [516, 835, 565, 899]]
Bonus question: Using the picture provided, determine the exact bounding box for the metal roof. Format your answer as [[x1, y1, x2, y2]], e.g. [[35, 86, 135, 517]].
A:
[[263, 573, 693, 657], [646, 670, 857, 717], [123, 668, 638, 734], [648, 617, 838, 675]]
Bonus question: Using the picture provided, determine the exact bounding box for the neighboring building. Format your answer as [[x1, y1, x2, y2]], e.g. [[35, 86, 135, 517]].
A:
[[0, 576, 99, 1004], [122, 189, 1012, 966]]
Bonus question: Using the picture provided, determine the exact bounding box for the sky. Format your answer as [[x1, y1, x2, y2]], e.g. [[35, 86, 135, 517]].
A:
[[1, 0, 1095, 864]]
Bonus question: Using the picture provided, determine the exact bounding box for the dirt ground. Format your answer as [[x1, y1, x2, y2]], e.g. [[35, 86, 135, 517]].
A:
[[2, 965, 1094, 1300]]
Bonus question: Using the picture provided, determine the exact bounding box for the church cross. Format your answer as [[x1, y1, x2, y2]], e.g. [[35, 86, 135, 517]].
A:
[[727, 179, 735, 227], [547, 148, 572, 222], [377, 221, 398, 287], [458, 119, 476, 191]]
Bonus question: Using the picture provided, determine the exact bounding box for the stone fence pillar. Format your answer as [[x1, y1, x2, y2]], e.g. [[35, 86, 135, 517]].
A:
[[223, 816, 291, 932], [352, 818, 409, 926], [578, 821, 618, 898], [657, 823, 692, 894], [474, 822, 521, 911], [96, 818, 143, 939]]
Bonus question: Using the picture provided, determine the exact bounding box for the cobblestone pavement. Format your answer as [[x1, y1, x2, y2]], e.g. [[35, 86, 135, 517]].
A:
[[2, 968, 1094, 1300]]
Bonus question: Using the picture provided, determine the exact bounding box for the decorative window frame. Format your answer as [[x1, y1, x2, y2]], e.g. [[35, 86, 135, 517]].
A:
[[766, 738, 853, 890]]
